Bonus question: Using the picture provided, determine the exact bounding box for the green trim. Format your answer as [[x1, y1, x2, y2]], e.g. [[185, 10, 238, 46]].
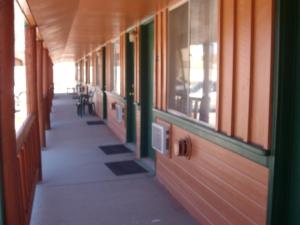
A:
[[266, 0, 282, 223], [267, 1, 300, 224], [153, 109, 270, 167], [105, 91, 127, 104]]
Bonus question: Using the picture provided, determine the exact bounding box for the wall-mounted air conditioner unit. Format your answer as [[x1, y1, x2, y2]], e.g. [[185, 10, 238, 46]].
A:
[[115, 104, 123, 123], [152, 123, 169, 155]]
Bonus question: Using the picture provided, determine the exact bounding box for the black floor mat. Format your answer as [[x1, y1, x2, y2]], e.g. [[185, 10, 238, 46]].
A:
[[99, 145, 132, 155], [105, 160, 148, 176], [86, 120, 105, 125]]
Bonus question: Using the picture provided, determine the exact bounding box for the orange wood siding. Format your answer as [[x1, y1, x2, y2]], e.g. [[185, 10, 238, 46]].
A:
[[135, 108, 141, 159], [218, 0, 273, 149], [105, 44, 112, 91], [154, 9, 168, 111], [94, 50, 103, 118], [157, 124, 269, 225], [249, 0, 273, 148], [93, 90, 103, 118], [106, 95, 126, 143], [86, 58, 90, 84], [91, 52, 97, 86], [98, 50, 103, 88], [79, 60, 84, 82]]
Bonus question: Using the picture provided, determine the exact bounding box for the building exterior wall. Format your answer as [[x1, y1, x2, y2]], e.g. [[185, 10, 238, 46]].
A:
[[77, 0, 274, 224]]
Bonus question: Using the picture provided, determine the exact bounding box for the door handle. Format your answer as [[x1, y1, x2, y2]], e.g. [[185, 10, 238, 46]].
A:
[[129, 92, 134, 96]]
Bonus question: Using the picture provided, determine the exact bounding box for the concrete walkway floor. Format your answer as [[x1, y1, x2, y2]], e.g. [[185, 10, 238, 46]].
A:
[[30, 94, 199, 225]]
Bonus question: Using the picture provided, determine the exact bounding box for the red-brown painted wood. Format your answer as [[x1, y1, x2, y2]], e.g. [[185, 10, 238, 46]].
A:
[[42, 48, 50, 130], [25, 25, 42, 181], [0, 1, 23, 224], [36, 40, 46, 147], [16, 114, 42, 225]]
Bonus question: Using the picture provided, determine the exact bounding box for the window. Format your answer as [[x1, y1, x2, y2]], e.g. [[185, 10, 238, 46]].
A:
[[168, 0, 218, 127], [111, 40, 121, 95], [14, 2, 27, 131]]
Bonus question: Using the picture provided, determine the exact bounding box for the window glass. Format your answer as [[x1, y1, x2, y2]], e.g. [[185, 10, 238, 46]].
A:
[[14, 2, 27, 131], [111, 40, 121, 95], [168, 2, 189, 115], [168, 0, 218, 127]]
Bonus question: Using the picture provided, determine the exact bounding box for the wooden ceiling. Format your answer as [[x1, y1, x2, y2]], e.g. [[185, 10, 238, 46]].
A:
[[26, 0, 174, 63]]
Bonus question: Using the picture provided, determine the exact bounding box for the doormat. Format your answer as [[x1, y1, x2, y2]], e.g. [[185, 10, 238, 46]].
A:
[[86, 120, 105, 125], [105, 160, 148, 176], [99, 145, 132, 155]]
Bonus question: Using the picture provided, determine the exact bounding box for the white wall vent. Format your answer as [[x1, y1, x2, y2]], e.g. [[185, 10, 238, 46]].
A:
[[115, 104, 123, 123], [152, 123, 169, 155]]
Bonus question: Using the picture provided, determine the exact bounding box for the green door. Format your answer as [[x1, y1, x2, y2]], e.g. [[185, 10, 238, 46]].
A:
[[140, 21, 155, 160], [126, 33, 136, 143], [102, 47, 107, 119], [268, 2, 300, 224], [288, 87, 300, 224]]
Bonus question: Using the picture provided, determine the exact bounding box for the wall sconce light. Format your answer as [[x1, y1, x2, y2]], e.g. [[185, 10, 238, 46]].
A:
[[174, 136, 192, 160], [129, 31, 137, 43], [111, 102, 117, 110]]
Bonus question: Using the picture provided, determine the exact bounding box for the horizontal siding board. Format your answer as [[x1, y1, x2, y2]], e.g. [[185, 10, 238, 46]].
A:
[[157, 123, 269, 225], [162, 155, 266, 224], [157, 169, 214, 225], [173, 125, 269, 186], [158, 160, 230, 225], [159, 155, 261, 225]]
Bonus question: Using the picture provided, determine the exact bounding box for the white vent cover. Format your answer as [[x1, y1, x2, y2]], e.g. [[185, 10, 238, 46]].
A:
[[115, 104, 123, 123], [152, 123, 169, 155]]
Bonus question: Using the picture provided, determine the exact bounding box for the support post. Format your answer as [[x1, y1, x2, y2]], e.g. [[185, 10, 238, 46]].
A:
[[42, 48, 50, 130], [0, 0, 23, 224], [36, 40, 46, 147], [25, 25, 38, 115], [25, 25, 43, 181]]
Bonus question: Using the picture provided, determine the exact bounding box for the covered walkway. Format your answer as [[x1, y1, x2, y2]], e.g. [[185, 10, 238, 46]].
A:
[[30, 94, 198, 225]]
